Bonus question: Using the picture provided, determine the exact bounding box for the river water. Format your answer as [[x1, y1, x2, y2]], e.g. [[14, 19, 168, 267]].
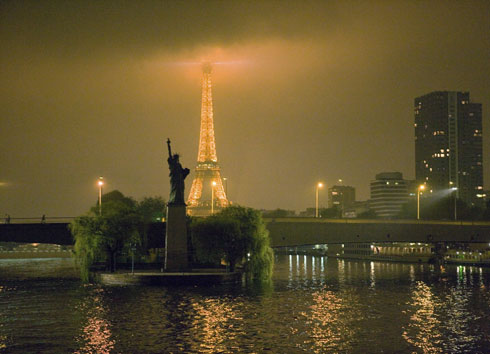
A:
[[0, 255, 489, 353]]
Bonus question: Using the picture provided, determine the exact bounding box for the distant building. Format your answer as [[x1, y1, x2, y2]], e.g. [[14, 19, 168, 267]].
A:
[[414, 91, 484, 207], [327, 185, 356, 211], [370, 172, 409, 218]]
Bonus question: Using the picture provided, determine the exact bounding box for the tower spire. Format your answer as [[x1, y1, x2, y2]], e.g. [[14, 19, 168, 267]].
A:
[[197, 63, 217, 163], [187, 62, 229, 215]]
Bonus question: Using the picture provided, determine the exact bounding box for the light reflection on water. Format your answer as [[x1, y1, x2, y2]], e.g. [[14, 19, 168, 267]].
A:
[[190, 297, 245, 353], [75, 288, 115, 354], [402, 281, 443, 353], [0, 256, 490, 353]]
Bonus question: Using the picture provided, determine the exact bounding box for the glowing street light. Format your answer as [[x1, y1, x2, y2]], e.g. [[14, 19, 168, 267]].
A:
[[211, 181, 217, 215], [316, 182, 323, 218], [451, 186, 458, 221], [98, 176, 104, 215], [417, 184, 425, 220]]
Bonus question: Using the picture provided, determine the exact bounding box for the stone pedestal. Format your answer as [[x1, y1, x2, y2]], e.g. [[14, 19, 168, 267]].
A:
[[165, 204, 189, 271]]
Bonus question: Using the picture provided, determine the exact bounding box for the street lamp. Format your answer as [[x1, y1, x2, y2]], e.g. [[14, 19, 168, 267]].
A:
[[211, 181, 217, 214], [316, 182, 323, 218], [417, 184, 425, 220], [451, 187, 458, 221], [98, 176, 104, 215]]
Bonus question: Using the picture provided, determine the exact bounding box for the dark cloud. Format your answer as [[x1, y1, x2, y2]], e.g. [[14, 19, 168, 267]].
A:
[[0, 0, 341, 60]]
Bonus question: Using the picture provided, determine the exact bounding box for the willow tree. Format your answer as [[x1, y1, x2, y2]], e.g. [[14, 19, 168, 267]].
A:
[[70, 190, 142, 281], [191, 205, 274, 280]]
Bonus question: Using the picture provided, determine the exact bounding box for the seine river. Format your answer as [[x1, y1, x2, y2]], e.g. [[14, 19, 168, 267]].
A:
[[1, 255, 489, 353]]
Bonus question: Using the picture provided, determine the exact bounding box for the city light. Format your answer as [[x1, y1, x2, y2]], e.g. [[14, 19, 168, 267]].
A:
[[98, 176, 104, 215], [417, 184, 425, 220], [316, 182, 323, 218]]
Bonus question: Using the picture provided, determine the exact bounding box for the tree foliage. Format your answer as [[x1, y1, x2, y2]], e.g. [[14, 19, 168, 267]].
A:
[[69, 215, 103, 282], [70, 191, 165, 281], [136, 196, 166, 249], [191, 206, 274, 280], [137, 196, 166, 223]]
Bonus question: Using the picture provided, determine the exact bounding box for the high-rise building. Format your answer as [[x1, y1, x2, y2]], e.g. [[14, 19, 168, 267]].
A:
[[370, 172, 409, 218], [187, 63, 229, 216], [414, 91, 484, 207], [327, 185, 356, 210]]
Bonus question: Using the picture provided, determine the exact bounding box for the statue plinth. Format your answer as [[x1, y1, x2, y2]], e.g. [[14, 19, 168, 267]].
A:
[[165, 203, 188, 271]]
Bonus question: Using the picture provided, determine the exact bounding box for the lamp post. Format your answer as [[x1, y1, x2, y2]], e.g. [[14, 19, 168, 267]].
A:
[[417, 184, 425, 220], [98, 176, 104, 215], [211, 181, 217, 214], [451, 187, 458, 221], [316, 182, 323, 218]]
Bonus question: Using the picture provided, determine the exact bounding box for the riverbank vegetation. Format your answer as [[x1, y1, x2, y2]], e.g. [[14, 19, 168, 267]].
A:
[[70, 191, 274, 282], [69, 191, 165, 282], [191, 206, 274, 281]]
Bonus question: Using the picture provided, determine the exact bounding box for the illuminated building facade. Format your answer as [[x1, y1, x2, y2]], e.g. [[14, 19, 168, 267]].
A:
[[370, 172, 409, 218], [414, 91, 484, 207], [187, 63, 229, 216]]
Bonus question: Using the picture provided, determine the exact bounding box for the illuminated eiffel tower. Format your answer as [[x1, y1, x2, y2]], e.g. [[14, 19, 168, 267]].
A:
[[187, 62, 229, 216]]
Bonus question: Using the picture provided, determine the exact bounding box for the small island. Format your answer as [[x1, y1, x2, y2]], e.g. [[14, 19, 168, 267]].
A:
[[69, 140, 273, 285]]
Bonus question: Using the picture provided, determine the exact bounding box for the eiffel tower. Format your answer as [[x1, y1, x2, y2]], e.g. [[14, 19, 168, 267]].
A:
[[187, 62, 229, 216]]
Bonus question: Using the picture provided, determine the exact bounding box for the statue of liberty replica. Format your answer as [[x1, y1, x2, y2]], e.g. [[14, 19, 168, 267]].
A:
[[167, 138, 190, 205], [165, 139, 190, 270]]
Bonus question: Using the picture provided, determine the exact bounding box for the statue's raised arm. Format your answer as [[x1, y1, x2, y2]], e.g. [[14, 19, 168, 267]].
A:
[[167, 138, 172, 159]]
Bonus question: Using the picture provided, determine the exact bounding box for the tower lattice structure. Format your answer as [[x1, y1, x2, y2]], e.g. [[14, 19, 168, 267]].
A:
[[187, 63, 229, 215]]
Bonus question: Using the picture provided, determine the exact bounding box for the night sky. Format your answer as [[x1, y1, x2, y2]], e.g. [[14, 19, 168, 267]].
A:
[[1, 0, 489, 217]]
